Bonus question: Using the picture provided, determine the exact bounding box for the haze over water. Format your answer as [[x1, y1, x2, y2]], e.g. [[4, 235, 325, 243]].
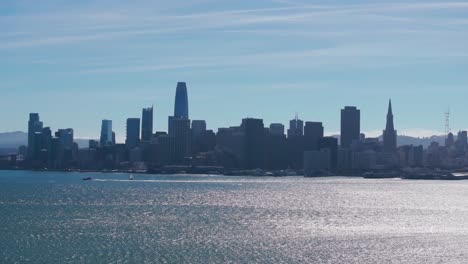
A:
[[1, 171, 468, 263]]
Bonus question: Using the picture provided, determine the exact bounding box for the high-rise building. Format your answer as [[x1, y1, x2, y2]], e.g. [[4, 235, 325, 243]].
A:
[[446, 132, 455, 147], [100, 120, 113, 147], [141, 107, 154, 142], [456, 131, 467, 149], [168, 117, 191, 163], [126, 118, 141, 149], [192, 120, 207, 137], [27, 113, 43, 159], [383, 100, 397, 152], [304, 122, 324, 151], [174, 82, 189, 119], [287, 115, 304, 138], [340, 106, 360, 148], [241, 118, 266, 169], [55, 129, 74, 149], [269, 123, 285, 136], [319, 137, 338, 170]]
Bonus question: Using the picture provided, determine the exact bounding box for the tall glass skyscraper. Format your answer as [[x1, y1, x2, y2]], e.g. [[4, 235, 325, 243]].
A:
[[100, 120, 113, 147], [174, 82, 189, 119], [126, 118, 141, 149], [141, 106, 153, 142], [28, 113, 43, 158]]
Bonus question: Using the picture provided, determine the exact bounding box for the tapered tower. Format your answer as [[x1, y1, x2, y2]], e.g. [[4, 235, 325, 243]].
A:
[[383, 99, 397, 152], [174, 82, 189, 119]]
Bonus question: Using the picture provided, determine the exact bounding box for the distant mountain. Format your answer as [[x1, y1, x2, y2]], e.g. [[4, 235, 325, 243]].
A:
[[393, 135, 445, 148], [329, 134, 445, 148], [0, 131, 27, 148], [0, 131, 93, 149]]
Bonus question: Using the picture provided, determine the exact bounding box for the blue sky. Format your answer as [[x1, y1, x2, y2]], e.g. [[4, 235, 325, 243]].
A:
[[1, 0, 468, 141]]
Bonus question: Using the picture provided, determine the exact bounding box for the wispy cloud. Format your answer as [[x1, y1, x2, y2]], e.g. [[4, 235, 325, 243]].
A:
[[2, 1, 468, 49]]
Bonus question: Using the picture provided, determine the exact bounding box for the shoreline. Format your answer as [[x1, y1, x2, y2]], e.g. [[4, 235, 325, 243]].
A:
[[2, 167, 468, 180]]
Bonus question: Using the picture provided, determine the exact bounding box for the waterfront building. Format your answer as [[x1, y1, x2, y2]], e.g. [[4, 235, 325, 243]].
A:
[[216, 126, 246, 169], [168, 116, 191, 163], [241, 118, 266, 169], [265, 131, 288, 170], [304, 150, 331, 175], [157, 135, 176, 166], [319, 137, 338, 170]]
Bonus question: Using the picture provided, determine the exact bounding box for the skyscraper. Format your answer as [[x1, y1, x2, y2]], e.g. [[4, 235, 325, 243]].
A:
[[269, 123, 285, 136], [27, 113, 43, 159], [169, 117, 191, 163], [55, 128, 74, 149], [126, 118, 141, 149], [191, 120, 207, 137], [304, 122, 324, 151], [100, 120, 113, 147], [174, 82, 189, 119], [241, 118, 266, 169], [383, 100, 397, 152], [141, 106, 154, 142], [340, 106, 360, 148], [287, 115, 304, 137]]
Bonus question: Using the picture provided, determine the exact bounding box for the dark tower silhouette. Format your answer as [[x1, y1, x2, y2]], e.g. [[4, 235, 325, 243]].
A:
[[141, 106, 153, 142], [241, 118, 266, 169], [304, 121, 324, 151], [27, 113, 43, 159], [126, 118, 141, 149], [174, 82, 189, 119], [383, 99, 397, 152], [340, 106, 360, 148]]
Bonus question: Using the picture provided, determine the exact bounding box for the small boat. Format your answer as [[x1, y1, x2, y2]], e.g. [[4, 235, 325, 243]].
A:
[[129, 174, 134, 180], [82, 177, 93, 181]]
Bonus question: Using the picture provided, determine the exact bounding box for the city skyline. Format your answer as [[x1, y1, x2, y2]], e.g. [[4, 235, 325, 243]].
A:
[[15, 82, 468, 175], [2, 87, 467, 143], [2, 0, 468, 138]]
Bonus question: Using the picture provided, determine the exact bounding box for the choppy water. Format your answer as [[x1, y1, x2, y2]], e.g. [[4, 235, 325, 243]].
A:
[[1, 170, 468, 264]]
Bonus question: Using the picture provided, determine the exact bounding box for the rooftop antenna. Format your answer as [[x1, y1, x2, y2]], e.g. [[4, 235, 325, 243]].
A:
[[445, 108, 451, 137]]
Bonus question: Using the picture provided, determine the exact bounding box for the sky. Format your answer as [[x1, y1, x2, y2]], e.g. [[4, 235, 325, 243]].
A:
[[1, 0, 468, 141]]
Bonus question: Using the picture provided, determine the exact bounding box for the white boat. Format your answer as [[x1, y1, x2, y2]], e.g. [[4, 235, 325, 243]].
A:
[[129, 174, 134, 180]]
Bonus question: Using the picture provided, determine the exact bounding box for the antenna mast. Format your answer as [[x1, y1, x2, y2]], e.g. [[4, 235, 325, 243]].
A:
[[445, 108, 451, 137]]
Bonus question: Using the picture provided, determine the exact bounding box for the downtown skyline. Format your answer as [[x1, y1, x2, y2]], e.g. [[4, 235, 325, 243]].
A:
[[2, 0, 468, 138]]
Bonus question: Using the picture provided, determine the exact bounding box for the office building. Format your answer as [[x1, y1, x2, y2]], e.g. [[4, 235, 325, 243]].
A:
[[383, 100, 397, 152], [241, 118, 266, 169], [304, 121, 324, 151], [126, 118, 141, 149], [27, 113, 43, 159], [287, 115, 304, 137], [340, 106, 360, 148], [100, 120, 113, 147], [269, 123, 285, 136], [174, 82, 189, 119], [142, 107, 154, 142]]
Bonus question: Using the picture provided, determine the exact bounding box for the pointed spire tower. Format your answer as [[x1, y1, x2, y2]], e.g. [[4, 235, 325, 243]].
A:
[[383, 99, 397, 152]]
